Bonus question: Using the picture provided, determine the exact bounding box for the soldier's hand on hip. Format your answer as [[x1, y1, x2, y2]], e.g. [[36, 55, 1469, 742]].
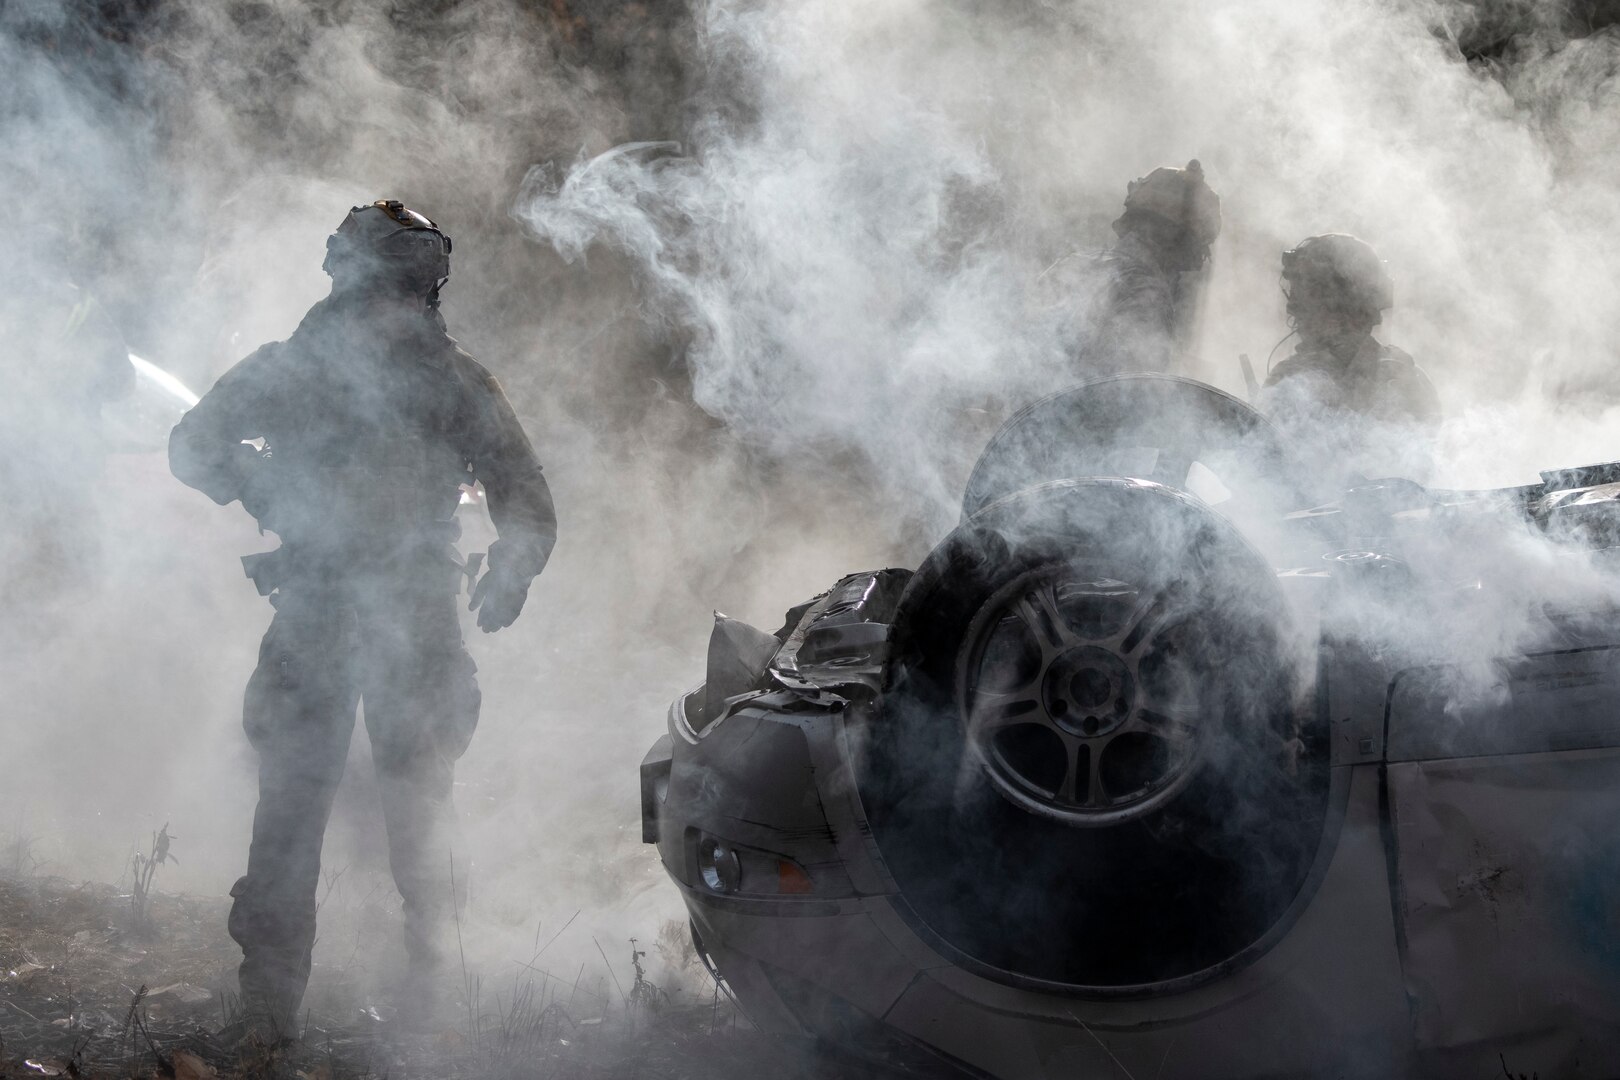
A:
[[469, 565, 529, 633]]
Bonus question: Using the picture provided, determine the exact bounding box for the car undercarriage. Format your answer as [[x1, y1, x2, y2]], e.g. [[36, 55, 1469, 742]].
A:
[[642, 374, 1620, 1079]]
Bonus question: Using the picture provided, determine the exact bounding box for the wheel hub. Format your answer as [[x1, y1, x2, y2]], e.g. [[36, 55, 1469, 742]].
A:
[[957, 563, 1207, 827], [1044, 647, 1132, 738]]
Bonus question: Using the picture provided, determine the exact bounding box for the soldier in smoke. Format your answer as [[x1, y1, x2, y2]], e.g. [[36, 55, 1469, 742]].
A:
[[1258, 233, 1439, 480], [169, 200, 558, 1038], [1041, 160, 1222, 376]]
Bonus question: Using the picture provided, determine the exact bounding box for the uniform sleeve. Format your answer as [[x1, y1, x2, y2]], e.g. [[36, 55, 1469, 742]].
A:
[[1403, 365, 1442, 426], [167, 346, 278, 506], [1100, 262, 1176, 372], [1379, 349, 1442, 429], [465, 363, 557, 581]]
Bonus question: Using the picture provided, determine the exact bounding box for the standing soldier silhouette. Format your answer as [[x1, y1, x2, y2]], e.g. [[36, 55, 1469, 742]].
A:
[[170, 200, 557, 1038], [1258, 233, 1439, 481], [1039, 160, 1223, 377]]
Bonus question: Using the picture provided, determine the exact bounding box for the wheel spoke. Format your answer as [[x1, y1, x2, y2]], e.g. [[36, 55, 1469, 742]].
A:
[[1056, 740, 1082, 803], [969, 693, 1044, 735], [1118, 588, 1176, 656], [1015, 581, 1075, 655], [1081, 744, 1106, 808]]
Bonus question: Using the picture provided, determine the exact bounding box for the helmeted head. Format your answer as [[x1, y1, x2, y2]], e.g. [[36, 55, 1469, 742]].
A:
[[1281, 233, 1392, 334], [1113, 159, 1222, 272], [323, 200, 452, 302]]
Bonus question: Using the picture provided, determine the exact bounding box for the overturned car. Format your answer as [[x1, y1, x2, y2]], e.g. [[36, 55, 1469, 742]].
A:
[[640, 375, 1620, 1079]]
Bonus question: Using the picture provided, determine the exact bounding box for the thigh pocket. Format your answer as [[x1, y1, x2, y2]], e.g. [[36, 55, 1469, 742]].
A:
[[367, 646, 481, 772], [436, 649, 482, 762], [243, 604, 357, 750]]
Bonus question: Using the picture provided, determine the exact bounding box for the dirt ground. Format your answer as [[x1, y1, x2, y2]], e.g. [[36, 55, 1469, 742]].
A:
[[0, 874, 901, 1080]]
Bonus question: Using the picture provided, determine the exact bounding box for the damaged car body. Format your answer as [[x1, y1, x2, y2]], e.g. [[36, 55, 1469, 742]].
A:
[[640, 374, 1620, 1079]]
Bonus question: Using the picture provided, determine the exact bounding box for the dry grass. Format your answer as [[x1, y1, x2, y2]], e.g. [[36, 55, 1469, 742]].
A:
[[0, 875, 906, 1079]]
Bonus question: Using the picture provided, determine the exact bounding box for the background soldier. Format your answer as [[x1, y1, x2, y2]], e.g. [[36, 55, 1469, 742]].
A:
[[169, 200, 557, 1038], [1259, 233, 1440, 480], [1041, 159, 1222, 376]]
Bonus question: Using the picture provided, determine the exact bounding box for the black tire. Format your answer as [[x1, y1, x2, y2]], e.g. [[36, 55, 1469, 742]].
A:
[[961, 373, 1308, 521], [858, 479, 1330, 989]]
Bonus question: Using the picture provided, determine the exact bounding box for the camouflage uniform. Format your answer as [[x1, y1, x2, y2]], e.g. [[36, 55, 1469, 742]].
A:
[[1262, 336, 1439, 427], [170, 288, 556, 1033], [1043, 161, 1221, 377], [1074, 234, 1182, 374], [1260, 335, 1439, 481], [1258, 234, 1441, 481]]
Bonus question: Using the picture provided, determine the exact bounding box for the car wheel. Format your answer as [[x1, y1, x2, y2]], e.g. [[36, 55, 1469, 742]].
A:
[[859, 478, 1329, 988]]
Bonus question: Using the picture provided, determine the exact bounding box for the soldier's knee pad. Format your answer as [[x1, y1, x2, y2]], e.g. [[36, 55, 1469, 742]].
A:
[[228, 875, 317, 950]]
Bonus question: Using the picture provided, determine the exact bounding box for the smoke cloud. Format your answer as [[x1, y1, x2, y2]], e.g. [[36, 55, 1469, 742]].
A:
[[3, 0, 1620, 1041], [518, 0, 1620, 502]]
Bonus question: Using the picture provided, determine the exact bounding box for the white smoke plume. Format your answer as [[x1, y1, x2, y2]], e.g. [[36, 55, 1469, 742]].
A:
[[517, 0, 1620, 504], [3, 0, 1620, 1043]]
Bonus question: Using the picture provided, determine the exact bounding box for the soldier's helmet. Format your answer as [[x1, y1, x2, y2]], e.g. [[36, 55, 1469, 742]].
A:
[[1116, 159, 1223, 249], [1281, 233, 1393, 324], [323, 200, 452, 296]]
